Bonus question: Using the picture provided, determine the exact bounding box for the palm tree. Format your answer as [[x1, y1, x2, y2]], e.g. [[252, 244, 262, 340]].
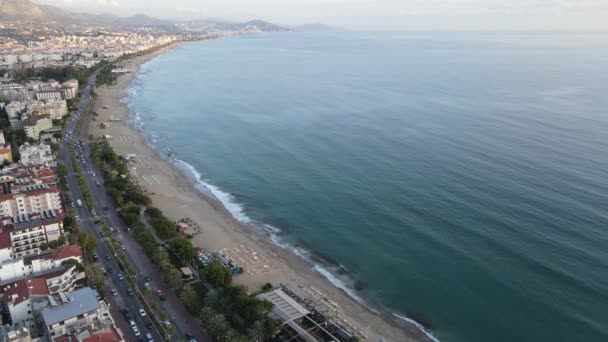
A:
[[166, 324, 176, 339], [219, 329, 241, 342], [247, 320, 266, 342], [179, 285, 197, 307], [207, 313, 228, 338], [145, 288, 153, 298], [150, 301, 159, 311], [203, 288, 222, 308], [199, 306, 214, 325]]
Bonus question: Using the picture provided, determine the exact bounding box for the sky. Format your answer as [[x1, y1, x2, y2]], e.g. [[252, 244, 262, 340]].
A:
[[35, 0, 608, 30]]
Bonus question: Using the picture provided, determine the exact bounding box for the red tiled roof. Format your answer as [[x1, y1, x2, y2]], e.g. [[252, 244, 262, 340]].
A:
[[52, 245, 82, 261], [0, 230, 10, 249], [0, 277, 49, 305], [82, 327, 123, 342]]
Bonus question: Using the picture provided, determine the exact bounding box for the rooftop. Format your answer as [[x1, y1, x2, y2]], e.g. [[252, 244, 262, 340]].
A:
[[257, 288, 310, 323], [41, 287, 100, 326]]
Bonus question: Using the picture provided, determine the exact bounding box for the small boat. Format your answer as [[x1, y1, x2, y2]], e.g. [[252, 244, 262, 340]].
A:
[[338, 264, 348, 274]]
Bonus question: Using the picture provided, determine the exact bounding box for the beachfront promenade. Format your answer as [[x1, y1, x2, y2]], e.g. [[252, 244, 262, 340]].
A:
[[60, 71, 208, 342]]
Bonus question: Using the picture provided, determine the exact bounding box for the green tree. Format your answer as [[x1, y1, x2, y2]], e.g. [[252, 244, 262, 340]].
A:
[[90, 266, 107, 295], [201, 263, 233, 288], [159, 311, 169, 321], [145, 207, 163, 219], [163, 268, 183, 289], [179, 285, 199, 313], [61, 258, 84, 272], [169, 238, 196, 264], [152, 218, 177, 240], [39, 242, 49, 251], [150, 301, 159, 311], [81, 233, 98, 255], [144, 288, 153, 298]]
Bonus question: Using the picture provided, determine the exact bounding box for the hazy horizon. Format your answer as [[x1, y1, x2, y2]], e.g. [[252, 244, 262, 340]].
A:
[[33, 0, 608, 31]]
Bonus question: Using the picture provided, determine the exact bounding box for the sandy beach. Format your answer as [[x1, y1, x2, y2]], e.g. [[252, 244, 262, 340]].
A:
[[88, 42, 431, 342]]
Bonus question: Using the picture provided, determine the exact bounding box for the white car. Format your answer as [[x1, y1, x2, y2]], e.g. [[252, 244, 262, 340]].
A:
[[130, 320, 136, 328], [111, 289, 117, 296], [118, 273, 124, 280], [138, 308, 146, 317]]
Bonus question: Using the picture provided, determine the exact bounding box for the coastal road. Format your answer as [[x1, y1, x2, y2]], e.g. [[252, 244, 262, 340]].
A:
[[62, 72, 208, 342], [60, 71, 162, 342]]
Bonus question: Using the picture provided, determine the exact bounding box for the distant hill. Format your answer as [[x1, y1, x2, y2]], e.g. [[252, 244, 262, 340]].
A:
[[0, 0, 285, 32], [0, 0, 47, 20]]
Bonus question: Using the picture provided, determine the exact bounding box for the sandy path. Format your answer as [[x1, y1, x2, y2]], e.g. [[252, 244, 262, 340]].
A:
[[88, 43, 430, 342]]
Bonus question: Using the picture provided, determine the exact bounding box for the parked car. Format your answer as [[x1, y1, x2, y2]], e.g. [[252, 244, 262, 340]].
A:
[[138, 308, 146, 317], [111, 289, 117, 296], [156, 289, 166, 301]]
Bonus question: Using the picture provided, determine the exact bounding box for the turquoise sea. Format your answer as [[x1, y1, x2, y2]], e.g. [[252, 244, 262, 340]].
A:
[[126, 31, 608, 342]]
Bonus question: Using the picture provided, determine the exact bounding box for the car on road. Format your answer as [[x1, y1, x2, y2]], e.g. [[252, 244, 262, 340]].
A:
[[121, 244, 126, 251], [122, 310, 132, 320], [156, 289, 166, 301], [130, 320, 136, 328], [92, 254, 98, 262], [146, 332, 154, 342], [118, 273, 124, 280], [106, 253, 111, 260], [111, 289, 117, 296], [138, 308, 146, 317], [185, 333, 196, 342], [145, 321, 153, 329], [107, 267, 113, 274], [128, 288, 134, 296], [144, 282, 151, 290], [75, 215, 80, 221], [162, 320, 171, 328]]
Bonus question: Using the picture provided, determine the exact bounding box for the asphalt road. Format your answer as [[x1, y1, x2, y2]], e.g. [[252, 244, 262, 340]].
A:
[[60, 72, 208, 342]]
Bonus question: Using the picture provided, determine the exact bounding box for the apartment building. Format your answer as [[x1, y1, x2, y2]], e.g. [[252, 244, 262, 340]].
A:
[[0, 185, 62, 218], [24, 115, 52, 140], [3, 210, 63, 258], [0, 245, 82, 285], [39, 287, 114, 340], [19, 143, 54, 166]]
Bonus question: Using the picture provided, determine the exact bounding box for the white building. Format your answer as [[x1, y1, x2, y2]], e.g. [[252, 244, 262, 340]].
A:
[[35, 90, 63, 101], [19, 143, 54, 166], [3, 210, 64, 258], [0, 245, 82, 285], [24, 115, 52, 140], [0, 185, 62, 218], [40, 287, 113, 340]]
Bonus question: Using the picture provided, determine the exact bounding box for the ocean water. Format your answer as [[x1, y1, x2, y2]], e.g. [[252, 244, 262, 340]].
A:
[[126, 31, 608, 342]]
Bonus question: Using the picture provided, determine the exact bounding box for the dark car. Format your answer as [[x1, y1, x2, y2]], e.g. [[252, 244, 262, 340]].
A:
[[107, 267, 113, 274], [92, 254, 98, 262], [128, 288, 134, 296], [185, 333, 194, 340], [145, 321, 153, 329], [121, 309, 132, 321]]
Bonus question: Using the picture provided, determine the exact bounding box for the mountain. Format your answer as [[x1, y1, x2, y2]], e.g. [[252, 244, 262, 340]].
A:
[[0, 0, 286, 32], [0, 0, 47, 20]]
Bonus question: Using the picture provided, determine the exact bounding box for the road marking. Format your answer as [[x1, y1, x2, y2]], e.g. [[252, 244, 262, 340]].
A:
[[151, 175, 161, 184], [141, 176, 153, 185]]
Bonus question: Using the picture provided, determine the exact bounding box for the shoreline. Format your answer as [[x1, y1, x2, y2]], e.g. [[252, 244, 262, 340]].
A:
[[89, 40, 434, 342]]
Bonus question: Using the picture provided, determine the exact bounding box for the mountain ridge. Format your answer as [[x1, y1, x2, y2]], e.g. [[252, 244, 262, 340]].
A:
[[0, 0, 286, 32]]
